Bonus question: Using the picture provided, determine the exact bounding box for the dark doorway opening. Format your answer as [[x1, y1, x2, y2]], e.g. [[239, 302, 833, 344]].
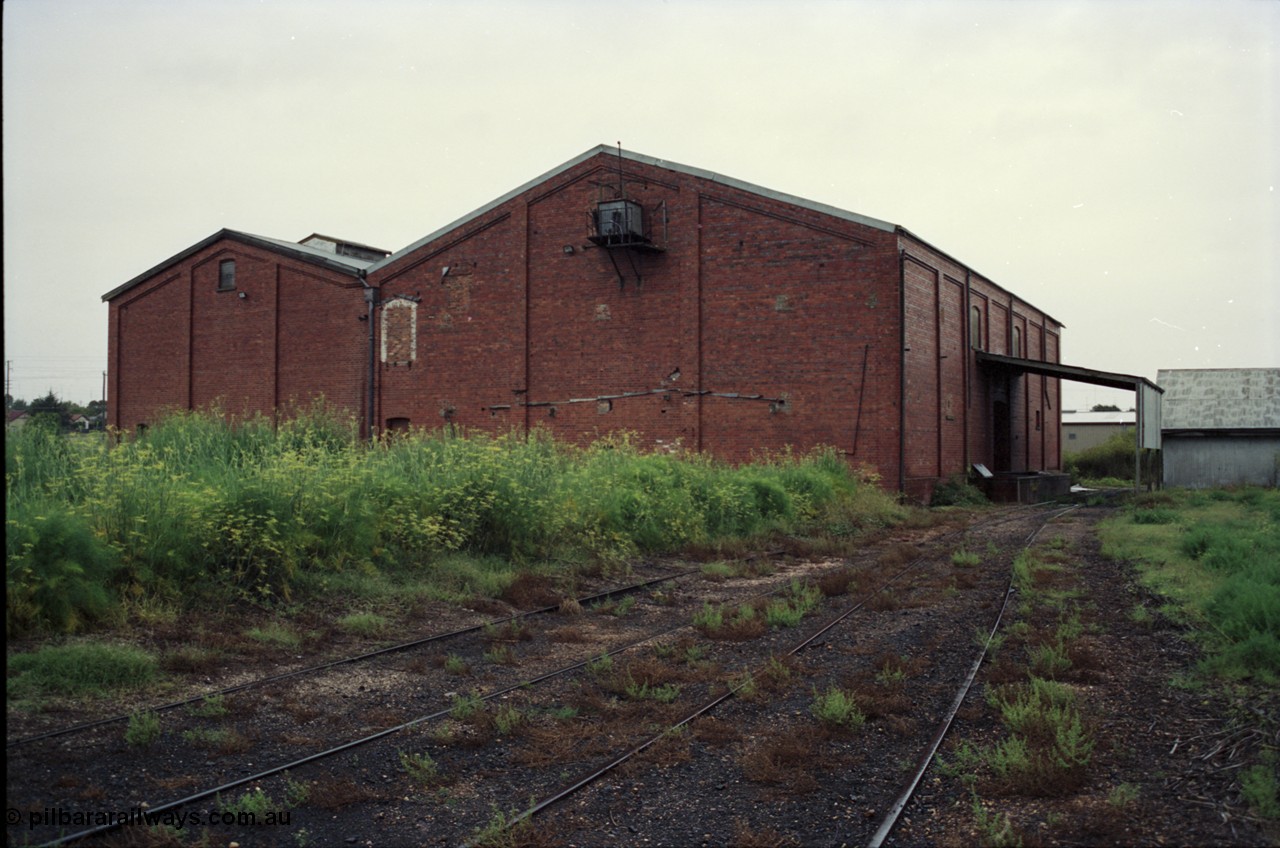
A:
[[993, 399, 1011, 472]]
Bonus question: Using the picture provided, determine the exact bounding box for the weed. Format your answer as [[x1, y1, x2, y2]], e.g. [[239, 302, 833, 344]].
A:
[[187, 694, 228, 718], [692, 602, 724, 634], [1028, 641, 1072, 679], [219, 787, 275, 819], [935, 740, 982, 790], [283, 773, 311, 807], [124, 711, 162, 747], [181, 726, 250, 753], [621, 676, 680, 703], [468, 804, 534, 848], [8, 418, 911, 633], [952, 548, 982, 567], [729, 671, 758, 699], [1240, 762, 1280, 819], [810, 686, 865, 730], [448, 691, 485, 721], [337, 612, 389, 636], [399, 750, 442, 786], [1106, 782, 1139, 809], [585, 653, 614, 677], [610, 595, 637, 617], [683, 644, 707, 665], [701, 561, 736, 582], [875, 657, 908, 685], [443, 653, 470, 675], [484, 644, 517, 665], [972, 799, 1022, 847], [545, 705, 579, 721], [764, 599, 804, 628], [245, 622, 302, 649], [494, 704, 524, 735]]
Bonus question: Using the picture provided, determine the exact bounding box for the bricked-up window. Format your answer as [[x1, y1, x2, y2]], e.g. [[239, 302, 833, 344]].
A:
[[970, 306, 983, 350], [381, 298, 417, 364], [1012, 326, 1022, 358], [218, 260, 236, 291]]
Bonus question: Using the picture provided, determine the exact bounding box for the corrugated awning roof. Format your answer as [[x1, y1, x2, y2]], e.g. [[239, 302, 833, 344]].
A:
[[977, 352, 1162, 393]]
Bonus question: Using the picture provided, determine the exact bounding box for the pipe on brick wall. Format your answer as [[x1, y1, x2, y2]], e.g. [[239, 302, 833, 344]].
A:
[[898, 249, 907, 495], [361, 271, 377, 442], [963, 269, 972, 474]]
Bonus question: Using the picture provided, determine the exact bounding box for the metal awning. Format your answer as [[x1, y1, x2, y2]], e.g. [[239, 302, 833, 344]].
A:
[[978, 352, 1164, 489], [976, 352, 1162, 394]]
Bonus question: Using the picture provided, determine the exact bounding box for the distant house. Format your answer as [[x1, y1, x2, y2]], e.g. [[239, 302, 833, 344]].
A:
[[1158, 368, 1279, 488], [1062, 410, 1135, 453], [6, 410, 29, 430]]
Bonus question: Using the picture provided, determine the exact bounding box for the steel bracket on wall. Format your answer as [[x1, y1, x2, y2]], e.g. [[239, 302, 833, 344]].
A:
[[601, 245, 643, 289]]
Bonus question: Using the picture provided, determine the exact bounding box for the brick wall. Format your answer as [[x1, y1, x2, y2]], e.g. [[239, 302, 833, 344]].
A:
[[107, 238, 367, 432], [373, 153, 907, 481]]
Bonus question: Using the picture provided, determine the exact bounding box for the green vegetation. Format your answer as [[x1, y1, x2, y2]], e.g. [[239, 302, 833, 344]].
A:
[[7, 642, 157, 697], [809, 685, 866, 729], [6, 407, 906, 635], [124, 710, 162, 747], [187, 694, 229, 718], [1240, 759, 1280, 819], [448, 691, 485, 721], [1064, 429, 1134, 484], [930, 475, 989, 507], [399, 750, 442, 786], [218, 787, 276, 819], [1099, 488, 1280, 682], [337, 611, 389, 636]]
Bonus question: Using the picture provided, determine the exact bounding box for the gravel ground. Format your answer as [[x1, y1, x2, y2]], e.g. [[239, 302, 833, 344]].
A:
[[6, 502, 1277, 848]]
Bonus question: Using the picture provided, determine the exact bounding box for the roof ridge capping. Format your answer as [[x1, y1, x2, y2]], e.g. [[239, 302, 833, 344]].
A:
[[367, 144, 899, 274]]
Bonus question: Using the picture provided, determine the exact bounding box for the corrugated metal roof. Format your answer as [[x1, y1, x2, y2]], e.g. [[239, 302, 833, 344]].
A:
[[1158, 368, 1280, 431]]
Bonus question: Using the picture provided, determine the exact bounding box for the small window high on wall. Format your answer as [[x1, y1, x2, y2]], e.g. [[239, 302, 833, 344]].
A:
[[1012, 326, 1022, 358], [218, 260, 236, 291], [970, 306, 983, 350]]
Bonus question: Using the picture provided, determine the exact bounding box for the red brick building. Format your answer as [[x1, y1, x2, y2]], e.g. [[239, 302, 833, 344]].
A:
[[105, 146, 1066, 501], [102, 230, 385, 431]]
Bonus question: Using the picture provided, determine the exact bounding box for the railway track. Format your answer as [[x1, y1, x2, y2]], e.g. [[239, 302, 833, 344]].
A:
[[7, 501, 1074, 847]]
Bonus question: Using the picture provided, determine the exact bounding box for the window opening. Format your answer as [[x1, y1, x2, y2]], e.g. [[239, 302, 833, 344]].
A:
[[969, 306, 983, 350], [218, 260, 236, 291]]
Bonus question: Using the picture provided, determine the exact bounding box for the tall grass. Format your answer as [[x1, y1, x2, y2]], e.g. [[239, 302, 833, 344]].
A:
[[1100, 488, 1280, 682], [6, 408, 905, 634]]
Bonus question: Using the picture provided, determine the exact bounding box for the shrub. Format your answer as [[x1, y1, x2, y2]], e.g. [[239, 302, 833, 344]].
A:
[[930, 475, 989, 507], [6, 503, 120, 635]]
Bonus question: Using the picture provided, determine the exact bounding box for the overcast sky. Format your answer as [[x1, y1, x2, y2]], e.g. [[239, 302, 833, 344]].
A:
[[4, 0, 1277, 412]]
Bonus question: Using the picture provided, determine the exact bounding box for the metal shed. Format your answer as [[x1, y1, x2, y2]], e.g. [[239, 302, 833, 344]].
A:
[[1158, 368, 1280, 488]]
